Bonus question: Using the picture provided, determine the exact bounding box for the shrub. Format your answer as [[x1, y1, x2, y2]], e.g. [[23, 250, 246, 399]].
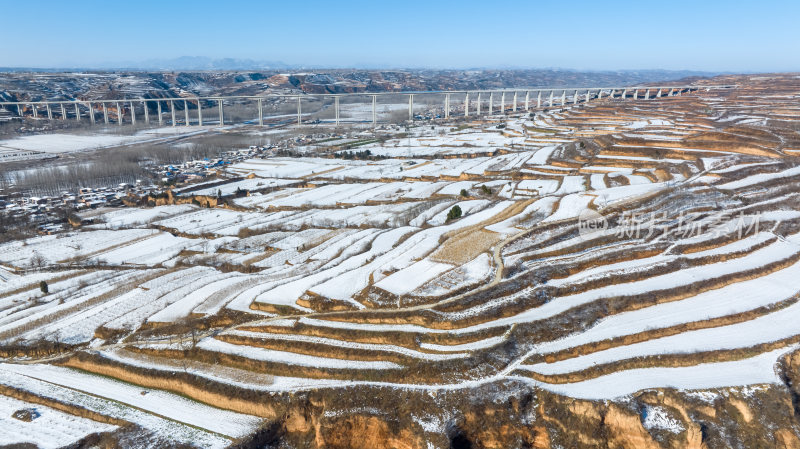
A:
[[39, 281, 48, 294], [447, 205, 462, 221], [460, 189, 469, 198], [481, 185, 492, 195], [12, 408, 39, 422]]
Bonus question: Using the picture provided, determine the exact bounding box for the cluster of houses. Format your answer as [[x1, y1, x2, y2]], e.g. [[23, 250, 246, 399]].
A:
[[0, 147, 275, 234], [0, 130, 359, 235], [3, 184, 140, 213], [154, 145, 275, 183], [0, 182, 161, 234], [0, 146, 279, 230]]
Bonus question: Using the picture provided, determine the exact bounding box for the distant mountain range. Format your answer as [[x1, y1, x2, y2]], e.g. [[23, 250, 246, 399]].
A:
[[120, 57, 293, 71], [0, 67, 726, 103], [0, 57, 723, 78], [0, 57, 292, 72]]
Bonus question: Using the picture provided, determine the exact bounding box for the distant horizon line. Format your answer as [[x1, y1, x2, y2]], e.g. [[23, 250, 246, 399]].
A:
[[0, 65, 736, 74]]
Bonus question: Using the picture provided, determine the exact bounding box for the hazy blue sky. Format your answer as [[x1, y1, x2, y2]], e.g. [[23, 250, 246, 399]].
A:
[[5, 0, 799, 71]]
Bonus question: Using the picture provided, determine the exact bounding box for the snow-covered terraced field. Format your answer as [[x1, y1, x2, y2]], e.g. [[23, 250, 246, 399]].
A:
[[0, 393, 118, 448], [6, 74, 800, 447]]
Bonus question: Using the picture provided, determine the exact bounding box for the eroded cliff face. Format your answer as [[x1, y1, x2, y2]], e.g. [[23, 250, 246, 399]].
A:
[[242, 370, 800, 449]]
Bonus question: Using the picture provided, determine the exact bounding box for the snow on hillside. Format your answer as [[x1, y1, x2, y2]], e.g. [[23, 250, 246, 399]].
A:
[[6, 80, 800, 447]]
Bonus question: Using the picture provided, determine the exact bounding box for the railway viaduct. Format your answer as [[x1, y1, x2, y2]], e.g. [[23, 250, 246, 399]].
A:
[[0, 85, 734, 128]]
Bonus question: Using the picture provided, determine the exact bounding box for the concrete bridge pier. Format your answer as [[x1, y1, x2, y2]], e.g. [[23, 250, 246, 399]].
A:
[[622, 89, 627, 99], [633, 89, 638, 100], [46, 104, 52, 120], [130, 102, 136, 125], [573, 90, 579, 104], [143, 101, 149, 124], [548, 90, 554, 107], [157, 102, 163, 125], [598, 90, 604, 99], [668, 88, 674, 96], [561, 90, 566, 106], [372, 95, 377, 126], [169, 100, 176, 126], [656, 89, 662, 98], [476, 93, 481, 115], [116, 102, 123, 125], [500, 92, 505, 114], [464, 93, 469, 117], [512, 92, 517, 112], [586, 90, 591, 102], [524, 91, 530, 110], [219, 99, 225, 126], [488, 92, 494, 115], [74, 103, 80, 122], [334, 96, 340, 125], [258, 98, 264, 126], [16, 104, 22, 117], [183, 100, 189, 126], [88, 103, 95, 124], [407, 94, 413, 121], [537, 91, 541, 108], [645, 89, 650, 100], [444, 93, 450, 118], [197, 100, 203, 126], [102, 103, 109, 124]]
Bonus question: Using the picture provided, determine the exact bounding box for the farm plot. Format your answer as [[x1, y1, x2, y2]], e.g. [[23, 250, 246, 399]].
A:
[[0, 269, 156, 343], [0, 127, 201, 154], [0, 229, 156, 267], [176, 177, 300, 197], [91, 204, 197, 228], [521, 347, 795, 400], [0, 363, 261, 444], [227, 157, 346, 178], [0, 394, 118, 449]]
